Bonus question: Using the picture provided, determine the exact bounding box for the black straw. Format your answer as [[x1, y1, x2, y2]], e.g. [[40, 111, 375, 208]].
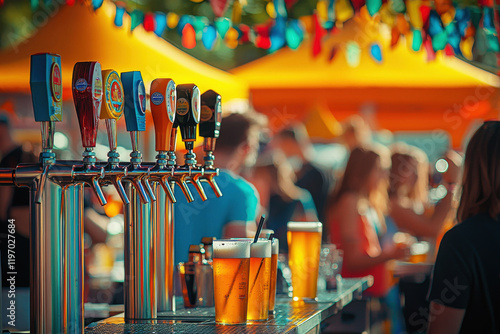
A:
[[253, 215, 265, 243]]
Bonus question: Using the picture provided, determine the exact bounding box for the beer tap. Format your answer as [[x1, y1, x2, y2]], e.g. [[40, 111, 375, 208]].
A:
[[72, 61, 107, 206], [29, 53, 63, 203], [99, 69, 129, 204], [121, 71, 153, 204], [149, 78, 176, 203], [174, 84, 207, 201], [122, 70, 157, 320], [199, 90, 223, 198], [167, 119, 194, 203]]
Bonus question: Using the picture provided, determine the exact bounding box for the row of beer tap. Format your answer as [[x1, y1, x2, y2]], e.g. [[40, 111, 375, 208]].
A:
[[0, 53, 224, 333], [33, 61, 223, 207]]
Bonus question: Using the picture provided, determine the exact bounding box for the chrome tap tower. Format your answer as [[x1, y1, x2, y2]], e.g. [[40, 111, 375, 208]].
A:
[[0, 53, 223, 332]]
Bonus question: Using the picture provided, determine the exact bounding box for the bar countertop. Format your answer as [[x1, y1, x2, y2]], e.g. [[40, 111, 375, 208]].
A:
[[85, 277, 373, 334]]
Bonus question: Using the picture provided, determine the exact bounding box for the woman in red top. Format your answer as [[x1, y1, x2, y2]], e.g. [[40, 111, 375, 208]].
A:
[[327, 146, 409, 297]]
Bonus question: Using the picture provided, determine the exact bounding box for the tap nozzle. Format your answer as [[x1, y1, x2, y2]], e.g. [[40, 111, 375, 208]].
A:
[[30, 53, 62, 202], [199, 90, 223, 198], [121, 71, 153, 204], [100, 69, 130, 204], [72, 61, 108, 206]]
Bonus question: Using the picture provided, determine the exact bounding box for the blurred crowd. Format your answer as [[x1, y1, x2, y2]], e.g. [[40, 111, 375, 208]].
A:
[[1, 106, 499, 333]]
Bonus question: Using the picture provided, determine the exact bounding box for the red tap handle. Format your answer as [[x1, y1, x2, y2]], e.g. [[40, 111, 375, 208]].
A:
[[72, 61, 103, 148]]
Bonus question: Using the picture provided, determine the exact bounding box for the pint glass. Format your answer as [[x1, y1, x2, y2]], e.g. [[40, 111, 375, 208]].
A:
[[269, 238, 279, 313], [247, 240, 272, 321], [213, 240, 251, 325], [287, 222, 322, 300]]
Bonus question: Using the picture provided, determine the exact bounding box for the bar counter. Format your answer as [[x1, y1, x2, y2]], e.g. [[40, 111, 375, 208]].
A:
[[85, 277, 373, 334]]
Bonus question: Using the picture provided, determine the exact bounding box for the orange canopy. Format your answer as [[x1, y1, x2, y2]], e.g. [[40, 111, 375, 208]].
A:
[[232, 16, 500, 147], [0, 1, 248, 102]]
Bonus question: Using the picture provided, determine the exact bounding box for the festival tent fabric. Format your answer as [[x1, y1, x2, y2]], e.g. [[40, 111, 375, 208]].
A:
[[232, 16, 500, 147], [0, 1, 248, 102]]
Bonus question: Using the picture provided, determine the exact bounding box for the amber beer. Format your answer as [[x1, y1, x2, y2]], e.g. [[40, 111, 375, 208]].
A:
[[247, 240, 272, 321], [213, 240, 251, 325], [287, 222, 323, 300], [269, 238, 279, 313]]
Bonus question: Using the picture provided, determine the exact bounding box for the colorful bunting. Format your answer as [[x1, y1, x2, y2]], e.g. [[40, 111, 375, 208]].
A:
[[167, 13, 180, 29], [202, 24, 217, 50], [181, 24, 196, 49], [232, 0, 242, 24], [114, 5, 126, 27], [238, 24, 251, 44], [411, 29, 423, 51], [369, 43, 383, 63], [154, 12, 167, 37], [366, 0, 382, 17], [215, 17, 232, 38], [210, 0, 230, 17], [130, 10, 144, 32], [312, 13, 325, 57], [143, 13, 156, 32], [346, 41, 361, 67], [286, 20, 304, 50], [335, 0, 354, 23], [94, 0, 499, 63], [92, 0, 103, 10]]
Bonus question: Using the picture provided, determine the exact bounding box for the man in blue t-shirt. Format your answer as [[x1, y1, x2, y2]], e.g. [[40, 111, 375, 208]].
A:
[[174, 111, 266, 264]]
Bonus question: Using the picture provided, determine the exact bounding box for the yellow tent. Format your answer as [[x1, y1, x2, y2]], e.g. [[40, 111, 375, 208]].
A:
[[232, 16, 500, 147], [0, 1, 248, 102]]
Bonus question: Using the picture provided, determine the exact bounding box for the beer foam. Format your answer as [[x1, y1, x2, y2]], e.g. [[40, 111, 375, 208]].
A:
[[259, 229, 274, 239], [287, 222, 323, 233], [250, 240, 271, 258], [213, 240, 250, 259]]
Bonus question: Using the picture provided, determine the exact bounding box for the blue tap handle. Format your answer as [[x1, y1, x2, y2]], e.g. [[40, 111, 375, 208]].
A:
[[30, 53, 63, 122], [121, 71, 146, 132]]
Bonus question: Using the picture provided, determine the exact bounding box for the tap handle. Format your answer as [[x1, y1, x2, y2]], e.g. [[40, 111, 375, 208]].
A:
[[112, 178, 130, 205], [205, 174, 223, 198], [159, 178, 177, 203], [199, 90, 222, 138], [121, 71, 146, 132], [175, 178, 195, 203], [142, 178, 157, 202], [30, 53, 63, 123], [34, 165, 49, 204], [174, 84, 200, 151], [190, 176, 208, 201], [200, 90, 222, 154], [100, 70, 124, 151], [90, 177, 108, 206], [150, 79, 177, 152], [72, 62, 103, 148]]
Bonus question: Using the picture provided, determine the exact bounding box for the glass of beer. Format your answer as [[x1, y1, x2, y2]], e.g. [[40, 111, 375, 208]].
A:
[[258, 229, 279, 314], [212, 240, 251, 325], [247, 239, 272, 321], [268, 237, 279, 314], [287, 222, 323, 300]]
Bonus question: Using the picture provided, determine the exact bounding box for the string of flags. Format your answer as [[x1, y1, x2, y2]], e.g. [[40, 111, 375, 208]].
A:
[[21, 0, 500, 66]]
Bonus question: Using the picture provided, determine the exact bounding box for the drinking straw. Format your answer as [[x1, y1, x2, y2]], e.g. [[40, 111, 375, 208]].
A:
[[254, 215, 266, 243]]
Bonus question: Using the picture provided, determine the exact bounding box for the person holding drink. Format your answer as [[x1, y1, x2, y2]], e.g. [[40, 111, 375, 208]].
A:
[[212, 240, 251, 325], [326, 146, 409, 297], [287, 221, 323, 300]]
